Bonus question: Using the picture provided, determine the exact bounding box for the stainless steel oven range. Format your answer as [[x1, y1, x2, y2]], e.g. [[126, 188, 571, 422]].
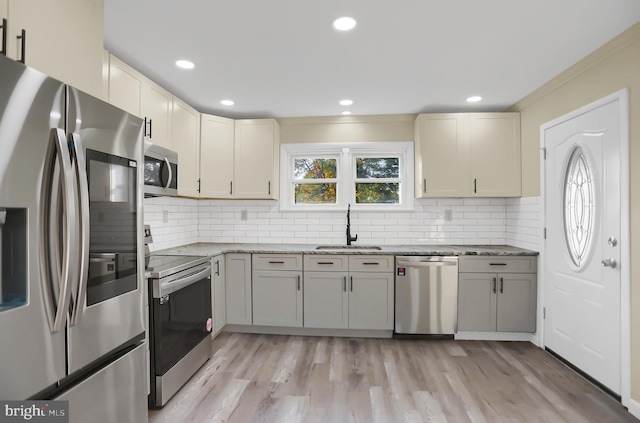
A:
[[146, 254, 212, 407]]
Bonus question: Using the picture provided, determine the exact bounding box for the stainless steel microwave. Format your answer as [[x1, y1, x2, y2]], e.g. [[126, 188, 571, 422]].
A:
[[144, 141, 178, 197]]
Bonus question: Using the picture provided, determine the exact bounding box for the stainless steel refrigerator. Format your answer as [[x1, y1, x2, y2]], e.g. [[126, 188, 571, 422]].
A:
[[0, 54, 148, 422]]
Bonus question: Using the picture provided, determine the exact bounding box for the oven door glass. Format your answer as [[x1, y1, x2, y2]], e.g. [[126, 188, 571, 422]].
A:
[[152, 277, 211, 375], [86, 149, 138, 306]]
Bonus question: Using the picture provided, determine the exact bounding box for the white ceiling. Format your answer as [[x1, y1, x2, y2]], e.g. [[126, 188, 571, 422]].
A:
[[104, 1, 640, 119]]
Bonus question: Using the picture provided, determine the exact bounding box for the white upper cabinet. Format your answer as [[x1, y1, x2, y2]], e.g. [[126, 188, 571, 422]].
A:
[[234, 119, 280, 199], [415, 114, 470, 197], [172, 96, 201, 197], [5, 0, 104, 98], [108, 54, 142, 117], [200, 114, 235, 198], [469, 113, 521, 197], [140, 81, 173, 150], [415, 112, 521, 197], [108, 54, 173, 149]]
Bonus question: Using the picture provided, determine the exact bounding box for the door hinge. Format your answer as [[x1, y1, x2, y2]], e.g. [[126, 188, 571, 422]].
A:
[[540, 147, 546, 160], [543, 307, 546, 319], [543, 227, 547, 239]]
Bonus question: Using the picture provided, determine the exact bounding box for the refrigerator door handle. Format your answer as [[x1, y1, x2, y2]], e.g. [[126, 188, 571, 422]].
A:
[[68, 133, 90, 325], [41, 129, 78, 332]]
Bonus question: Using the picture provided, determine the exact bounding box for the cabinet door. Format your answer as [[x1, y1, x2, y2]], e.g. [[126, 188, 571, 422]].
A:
[[415, 114, 470, 197], [141, 81, 173, 149], [8, 0, 103, 98], [200, 114, 235, 198], [496, 273, 537, 333], [252, 271, 303, 327], [348, 272, 394, 330], [469, 113, 521, 197], [458, 273, 497, 331], [212, 255, 226, 336], [172, 97, 201, 197], [234, 119, 279, 199], [225, 254, 252, 325], [303, 272, 348, 329], [108, 54, 142, 117]]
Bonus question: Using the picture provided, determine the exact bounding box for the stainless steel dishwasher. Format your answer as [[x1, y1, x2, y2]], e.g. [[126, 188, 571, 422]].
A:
[[395, 256, 459, 335]]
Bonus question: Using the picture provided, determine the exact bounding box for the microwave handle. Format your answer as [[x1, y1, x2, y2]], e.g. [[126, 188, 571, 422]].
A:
[[164, 157, 173, 189]]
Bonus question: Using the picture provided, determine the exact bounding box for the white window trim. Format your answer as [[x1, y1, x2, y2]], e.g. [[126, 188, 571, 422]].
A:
[[280, 142, 414, 211]]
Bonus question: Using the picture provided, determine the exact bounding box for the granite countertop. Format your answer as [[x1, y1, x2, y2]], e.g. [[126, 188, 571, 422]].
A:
[[152, 243, 538, 258]]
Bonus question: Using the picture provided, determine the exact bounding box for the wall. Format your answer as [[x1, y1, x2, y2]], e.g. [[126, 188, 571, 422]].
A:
[[143, 197, 199, 252], [506, 197, 542, 251], [508, 22, 640, 405]]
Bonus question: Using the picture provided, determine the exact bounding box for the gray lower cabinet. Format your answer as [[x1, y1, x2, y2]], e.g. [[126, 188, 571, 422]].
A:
[[303, 255, 394, 330], [458, 256, 537, 333], [211, 254, 226, 337], [225, 253, 252, 325], [252, 254, 303, 327]]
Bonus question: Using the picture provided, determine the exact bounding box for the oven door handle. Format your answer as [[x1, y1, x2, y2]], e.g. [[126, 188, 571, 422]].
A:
[[158, 265, 211, 297]]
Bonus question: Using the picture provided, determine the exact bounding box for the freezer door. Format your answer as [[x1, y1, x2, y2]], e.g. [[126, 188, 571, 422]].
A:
[[56, 344, 148, 423], [66, 88, 145, 373], [0, 55, 67, 399]]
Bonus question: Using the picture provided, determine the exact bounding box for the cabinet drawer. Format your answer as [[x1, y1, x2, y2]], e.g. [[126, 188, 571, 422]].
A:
[[349, 255, 394, 272], [458, 256, 537, 273], [304, 255, 348, 272], [253, 254, 302, 271]]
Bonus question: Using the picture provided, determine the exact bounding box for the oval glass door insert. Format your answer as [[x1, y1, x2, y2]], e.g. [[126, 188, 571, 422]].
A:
[[563, 146, 595, 268]]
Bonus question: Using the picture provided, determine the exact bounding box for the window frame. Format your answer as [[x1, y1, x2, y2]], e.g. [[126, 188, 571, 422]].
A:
[[280, 142, 414, 211]]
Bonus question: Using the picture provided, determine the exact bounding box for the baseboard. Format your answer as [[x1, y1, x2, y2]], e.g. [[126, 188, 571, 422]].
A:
[[629, 398, 640, 420], [224, 324, 393, 339], [454, 331, 537, 342]]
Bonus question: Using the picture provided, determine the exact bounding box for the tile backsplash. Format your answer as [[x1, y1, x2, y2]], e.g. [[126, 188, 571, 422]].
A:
[[145, 196, 543, 251]]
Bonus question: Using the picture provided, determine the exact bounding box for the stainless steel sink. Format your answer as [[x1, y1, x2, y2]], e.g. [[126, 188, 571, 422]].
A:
[[315, 245, 382, 250]]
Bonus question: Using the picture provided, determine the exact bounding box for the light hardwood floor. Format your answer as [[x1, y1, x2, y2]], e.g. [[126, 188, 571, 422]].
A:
[[149, 333, 637, 423]]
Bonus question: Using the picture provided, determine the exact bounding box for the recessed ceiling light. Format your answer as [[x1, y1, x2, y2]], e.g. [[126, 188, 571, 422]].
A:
[[332, 17, 356, 31], [175, 60, 195, 70], [342, 111, 352, 115], [339, 99, 353, 106], [466, 96, 482, 102], [220, 100, 234, 106]]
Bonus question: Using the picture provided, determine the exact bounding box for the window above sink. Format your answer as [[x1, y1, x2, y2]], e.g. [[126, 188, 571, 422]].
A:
[[280, 142, 414, 211]]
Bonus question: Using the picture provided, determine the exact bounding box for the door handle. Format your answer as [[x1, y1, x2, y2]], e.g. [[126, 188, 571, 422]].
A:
[[601, 258, 617, 268]]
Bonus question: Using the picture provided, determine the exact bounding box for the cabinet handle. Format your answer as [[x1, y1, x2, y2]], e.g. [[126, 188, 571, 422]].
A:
[[17, 29, 25, 64], [0, 19, 6, 56], [229, 181, 233, 195], [297, 275, 301, 291], [268, 261, 285, 264], [350, 276, 353, 292], [423, 178, 426, 194], [268, 181, 271, 195], [473, 178, 477, 194], [343, 276, 346, 292], [317, 262, 334, 265], [489, 263, 507, 266], [143, 118, 148, 137], [215, 260, 220, 276], [197, 178, 201, 193], [363, 262, 379, 266], [500, 277, 504, 294], [148, 118, 152, 138], [492, 277, 497, 293]]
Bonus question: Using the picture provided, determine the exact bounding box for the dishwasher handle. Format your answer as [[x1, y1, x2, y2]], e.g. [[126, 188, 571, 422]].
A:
[[397, 260, 457, 268]]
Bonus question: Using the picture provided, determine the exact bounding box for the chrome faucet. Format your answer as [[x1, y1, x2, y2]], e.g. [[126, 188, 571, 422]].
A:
[[346, 204, 358, 245]]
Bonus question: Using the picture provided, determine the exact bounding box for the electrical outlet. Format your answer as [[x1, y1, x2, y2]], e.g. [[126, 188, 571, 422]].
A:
[[240, 210, 248, 221], [163, 210, 169, 223], [444, 209, 452, 221]]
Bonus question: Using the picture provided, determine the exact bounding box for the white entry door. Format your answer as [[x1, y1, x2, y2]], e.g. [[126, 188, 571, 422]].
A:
[[543, 93, 626, 395]]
